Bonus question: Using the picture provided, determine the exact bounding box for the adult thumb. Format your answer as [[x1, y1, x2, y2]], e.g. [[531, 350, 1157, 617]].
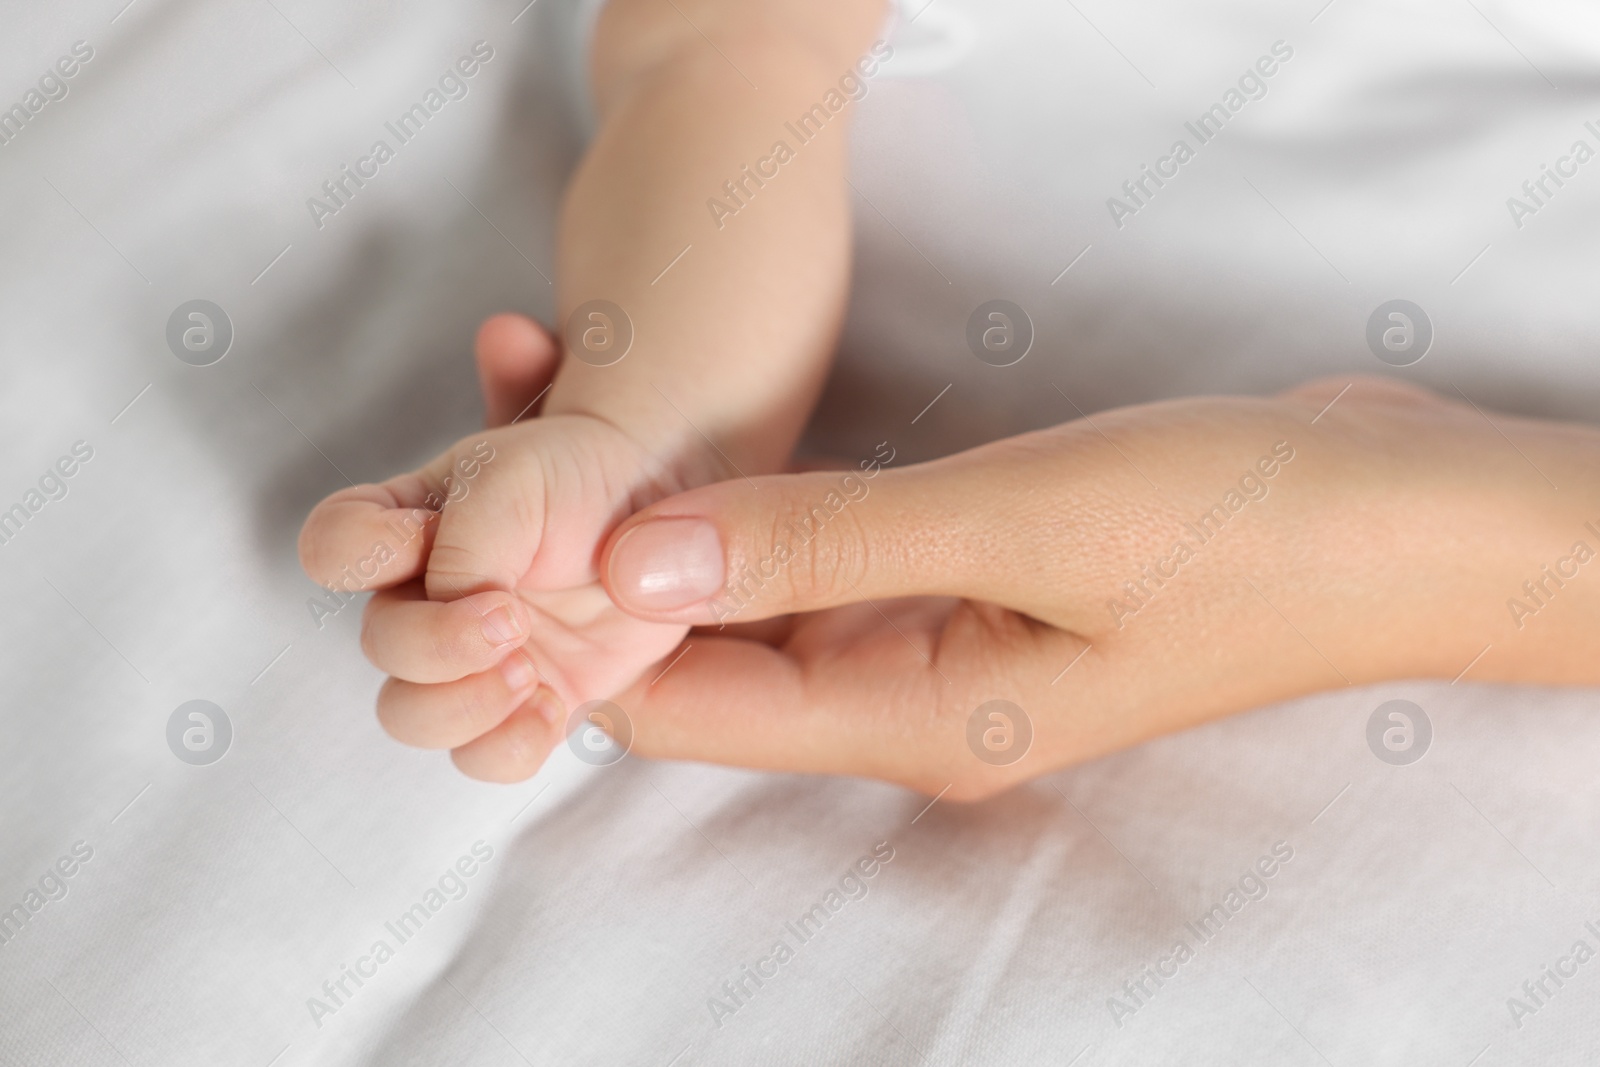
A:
[[600, 443, 1059, 627]]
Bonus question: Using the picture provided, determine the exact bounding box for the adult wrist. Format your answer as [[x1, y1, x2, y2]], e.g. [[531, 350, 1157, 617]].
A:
[[1339, 414, 1600, 688]]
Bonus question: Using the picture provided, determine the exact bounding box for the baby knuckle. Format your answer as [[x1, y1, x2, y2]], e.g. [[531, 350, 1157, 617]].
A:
[[358, 607, 383, 663], [427, 623, 465, 669], [436, 602, 494, 663], [374, 680, 408, 740], [424, 546, 502, 598], [297, 521, 341, 586], [445, 687, 489, 736]]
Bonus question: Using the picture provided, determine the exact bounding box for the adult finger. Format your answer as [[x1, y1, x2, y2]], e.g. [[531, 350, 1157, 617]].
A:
[[613, 600, 1091, 799], [598, 431, 1115, 630]]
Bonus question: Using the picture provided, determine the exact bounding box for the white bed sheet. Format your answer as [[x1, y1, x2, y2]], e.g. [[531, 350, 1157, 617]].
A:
[[2, 1, 1598, 1064]]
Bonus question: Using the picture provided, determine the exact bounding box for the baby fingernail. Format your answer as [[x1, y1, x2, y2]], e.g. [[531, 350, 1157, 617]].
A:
[[532, 686, 565, 729], [609, 518, 725, 611], [500, 654, 537, 694], [482, 606, 524, 647]]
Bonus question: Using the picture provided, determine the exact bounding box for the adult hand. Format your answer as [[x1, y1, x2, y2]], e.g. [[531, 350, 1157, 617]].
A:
[[581, 377, 1600, 798]]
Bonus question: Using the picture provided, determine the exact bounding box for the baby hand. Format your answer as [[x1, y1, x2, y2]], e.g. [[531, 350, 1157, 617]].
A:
[[298, 315, 713, 781]]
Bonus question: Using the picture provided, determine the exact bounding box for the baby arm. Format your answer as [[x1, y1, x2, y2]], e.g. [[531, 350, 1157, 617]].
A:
[[299, 0, 889, 781], [548, 0, 890, 475]]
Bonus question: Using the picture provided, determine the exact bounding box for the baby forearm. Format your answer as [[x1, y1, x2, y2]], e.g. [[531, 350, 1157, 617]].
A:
[[544, 0, 889, 478]]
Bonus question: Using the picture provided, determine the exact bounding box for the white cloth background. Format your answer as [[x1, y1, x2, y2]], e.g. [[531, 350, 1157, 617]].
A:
[[0, 1, 1597, 1064]]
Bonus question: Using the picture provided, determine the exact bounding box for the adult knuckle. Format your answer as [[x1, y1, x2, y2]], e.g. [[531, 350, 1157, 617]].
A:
[[787, 502, 871, 605], [944, 773, 1005, 804], [940, 742, 990, 802]]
